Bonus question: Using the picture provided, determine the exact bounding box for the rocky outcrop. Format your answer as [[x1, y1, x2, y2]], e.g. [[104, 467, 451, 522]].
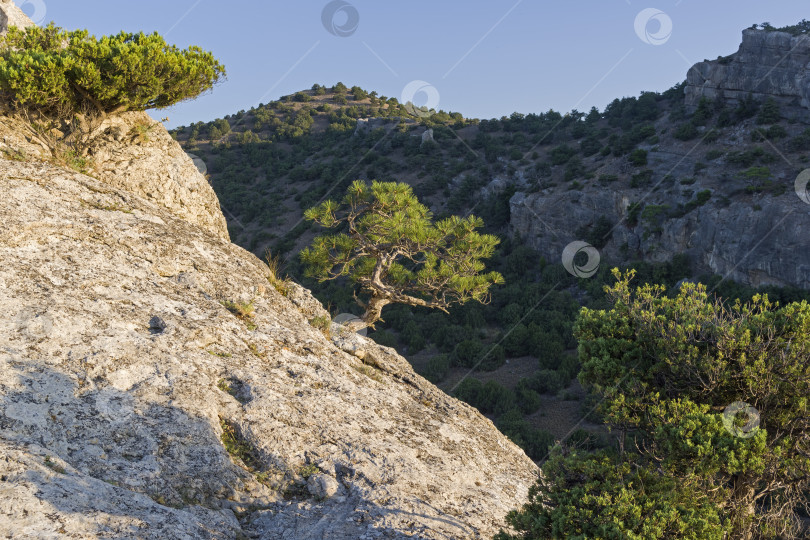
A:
[[0, 111, 231, 241], [0, 3, 229, 242], [685, 28, 810, 117], [508, 27, 810, 291], [0, 155, 539, 537], [0, 0, 35, 35], [510, 185, 810, 289], [87, 111, 230, 241]]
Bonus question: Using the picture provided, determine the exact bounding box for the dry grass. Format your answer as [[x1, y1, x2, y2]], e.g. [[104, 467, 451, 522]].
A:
[[265, 251, 291, 296], [221, 299, 257, 330], [309, 315, 331, 337]]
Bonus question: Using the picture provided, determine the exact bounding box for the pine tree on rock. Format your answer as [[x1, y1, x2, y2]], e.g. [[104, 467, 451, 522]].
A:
[[300, 180, 504, 328]]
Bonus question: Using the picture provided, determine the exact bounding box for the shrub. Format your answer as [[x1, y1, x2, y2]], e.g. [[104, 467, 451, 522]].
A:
[[580, 137, 601, 157], [630, 169, 653, 188], [453, 339, 484, 368], [478, 344, 506, 371], [454, 377, 483, 405], [673, 122, 698, 141], [549, 144, 577, 165], [477, 380, 516, 415], [524, 369, 564, 395], [0, 24, 224, 154], [421, 354, 451, 383], [503, 324, 531, 357], [0, 24, 224, 116], [756, 97, 780, 124], [598, 174, 619, 184], [628, 148, 648, 166], [515, 383, 543, 414], [788, 128, 810, 151]]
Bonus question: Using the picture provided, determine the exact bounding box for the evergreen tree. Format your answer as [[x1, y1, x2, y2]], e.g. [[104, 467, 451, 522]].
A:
[[300, 181, 503, 326], [757, 97, 781, 125], [0, 23, 225, 115]]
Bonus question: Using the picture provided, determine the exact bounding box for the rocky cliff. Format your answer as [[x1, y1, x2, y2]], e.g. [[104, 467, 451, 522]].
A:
[[510, 184, 810, 289], [685, 28, 810, 118], [0, 91, 538, 540], [509, 27, 810, 290]]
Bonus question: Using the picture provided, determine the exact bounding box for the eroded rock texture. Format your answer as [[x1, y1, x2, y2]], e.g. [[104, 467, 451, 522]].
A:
[[0, 157, 538, 538], [685, 28, 810, 118]]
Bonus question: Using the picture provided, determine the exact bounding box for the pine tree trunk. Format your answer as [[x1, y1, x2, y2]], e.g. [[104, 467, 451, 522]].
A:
[[731, 476, 757, 540], [361, 295, 390, 327]]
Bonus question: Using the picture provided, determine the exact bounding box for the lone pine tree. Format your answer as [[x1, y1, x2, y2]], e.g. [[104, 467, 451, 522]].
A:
[[300, 180, 504, 327]]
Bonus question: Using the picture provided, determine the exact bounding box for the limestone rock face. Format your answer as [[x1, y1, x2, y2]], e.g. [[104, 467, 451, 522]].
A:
[[87, 112, 230, 241], [510, 187, 810, 289], [0, 158, 538, 538], [0, 111, 229, 241], [0, 0, 35, 35], [685, 28, 810, 118]]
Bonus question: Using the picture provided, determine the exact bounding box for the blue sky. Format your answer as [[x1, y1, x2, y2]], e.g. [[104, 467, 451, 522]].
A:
[[26, 1, 810, 128]]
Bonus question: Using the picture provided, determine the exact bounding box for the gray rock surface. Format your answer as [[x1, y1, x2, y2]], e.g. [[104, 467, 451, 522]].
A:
[[0, 157, 539, 538], [0, 0, 35, 35], [685, 28, 810, 118], [510, 185, 810, 289], [88, 112, 231, 241], [307, 474, 340, 499]]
